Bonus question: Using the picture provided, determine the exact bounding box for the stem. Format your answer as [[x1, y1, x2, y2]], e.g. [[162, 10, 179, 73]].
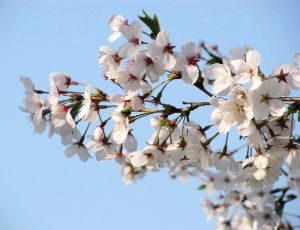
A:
[[204, 132, 219, 146], [150, 79, 170, 93], [142, 31, 155, 40], [79, 122, 91, 144], [289, 114, 294, 144], [223, 132, 229, 154]]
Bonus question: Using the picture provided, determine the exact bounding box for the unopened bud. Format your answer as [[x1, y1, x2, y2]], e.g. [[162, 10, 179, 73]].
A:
[[94, 126, 104, 141]]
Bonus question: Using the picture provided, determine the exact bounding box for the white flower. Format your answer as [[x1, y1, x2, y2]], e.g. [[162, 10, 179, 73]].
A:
[[51, 105, 75, 128], [44, 79, 60, 110], [118, 20, 142, 60], [115, 69, 142, 97], [107, 14, 128, 42], [249, 79, 285, 120], [147, 30, 176, 69], [270, 62, 299, 96], [65, 143, 90, 162], [231, 49, 262, 89], [111, 111, 130, 144], [49, 72, 71, 91], [86, 135, 118, 161], [131, 52, 165, 83], [128, 148, 158, 172], [24, 91, 44, 127], [209, 59, 233, 94], [97, 46, 122, 79], [228, 44, 253, 61], [173, 41, 200, 85]]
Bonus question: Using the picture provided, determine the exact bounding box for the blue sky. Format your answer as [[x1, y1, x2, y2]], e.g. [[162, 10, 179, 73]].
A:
[[1, 1, 300, 230]]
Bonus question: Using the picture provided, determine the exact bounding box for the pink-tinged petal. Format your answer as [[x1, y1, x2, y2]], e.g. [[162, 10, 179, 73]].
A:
[[231, 59, 249, 75], [87, 139, 103, 151], [131, 61, 146, 76], [172, 53, 187, 71], [108, 14, 124, 31], [78, 103, 90, 120], [156, 30, 170, 47], [228, 46, 244, 60], [234, 73, 250, 85], [253, 169, 267, 180], [124, 134, 138, 153], [118, 42, 140, 59], [130, 96, 143, 110], [158, 53, 176, 69], [130, 152, 148, 167], [65, 145, 78, 158], [269, 99, 285, 116], [82, 110, 98, 122], [123, 79, 140, 96], [253, 102, 270, 120], [110, 111, 125, 123], [181, 41, 197, 57], [293, 52, 300, 64], [249, 77, 262, 90], [218, 120, 230, 134], [246, 50, 261, 67], [95, 149, 108, 161], [78, 147, 90, 162], [147, 41, 162, 56], [33, 108, 43, 126], [66, 112, 75, 128], [182, 65, 198, 85]]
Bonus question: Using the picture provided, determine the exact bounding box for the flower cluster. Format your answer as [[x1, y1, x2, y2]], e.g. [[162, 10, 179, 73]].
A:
[[20, 11, 300, 230]]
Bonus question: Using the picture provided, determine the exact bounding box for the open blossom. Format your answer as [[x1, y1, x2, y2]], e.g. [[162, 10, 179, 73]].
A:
[[97, 46, 122, 79], [128, 147, 159, 172], [78, 83, 98, 122], [131, 52, 165, 83], [147, 30, 176, 69], [111, 111, 130, 145], [107, 14, 128, 42], [65, 143, 90, 162], [24, 91, 44, 127], [209, 97, 231, 134], [249, 79, 285, 120], [86, 135, 118, 161], [270, 62, 300, 96], [228, 44, 253, 61], [173, 41, 200, 85], [231, 49, 262, 89], [115, 69, 142, 97], [44, 79, 60, 110], [118, 20, 142, 60], [51, 105, 75, 128], [209, 59, 234, 94], [49, 72, 71, 91]]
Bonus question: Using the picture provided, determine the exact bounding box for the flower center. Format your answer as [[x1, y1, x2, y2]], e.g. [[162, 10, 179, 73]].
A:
[[129, 37, 139, 45], [186, 55, 199, 66], [145, 57, 154, 66], [163, 43, 175, 54], [128, 74, 138, 83]]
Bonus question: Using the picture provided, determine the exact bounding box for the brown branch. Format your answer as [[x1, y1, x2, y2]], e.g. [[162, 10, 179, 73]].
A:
[[280, 97, 300, 102]]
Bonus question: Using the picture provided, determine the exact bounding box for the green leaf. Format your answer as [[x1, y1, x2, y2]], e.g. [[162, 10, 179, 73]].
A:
[[70, 102, 83, 120], [198, 184, 206, 190], [298, 111, 300, 122], [138, 10, 161, 38], [142, 9, 148, 17], [153, 14, 161, 32]]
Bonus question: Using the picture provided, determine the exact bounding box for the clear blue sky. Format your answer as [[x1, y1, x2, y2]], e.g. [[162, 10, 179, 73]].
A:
[[1, 1, 300, 230]]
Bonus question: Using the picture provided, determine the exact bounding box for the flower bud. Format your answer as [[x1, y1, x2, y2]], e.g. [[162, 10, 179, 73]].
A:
[[94, 126, 104, 141]]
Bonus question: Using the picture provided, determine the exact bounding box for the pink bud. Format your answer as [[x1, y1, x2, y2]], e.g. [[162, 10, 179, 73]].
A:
[[94, 126, 104, 141]]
